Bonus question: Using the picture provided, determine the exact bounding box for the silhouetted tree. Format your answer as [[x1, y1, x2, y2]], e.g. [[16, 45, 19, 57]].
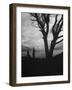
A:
[[31, 13, 63, 59], [33, 48, 35, 59]]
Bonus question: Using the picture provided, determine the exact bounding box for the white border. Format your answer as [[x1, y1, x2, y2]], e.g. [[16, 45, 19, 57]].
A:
[[16, 7, 68, 83]]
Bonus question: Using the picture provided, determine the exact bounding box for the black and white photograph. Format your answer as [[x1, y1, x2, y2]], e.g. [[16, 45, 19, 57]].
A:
[[9, 4, 70, 86], [21, 13, 63, 77]]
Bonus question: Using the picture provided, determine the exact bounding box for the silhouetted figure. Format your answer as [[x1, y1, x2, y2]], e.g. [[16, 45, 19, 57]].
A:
[[27, 50, 30, 58], [33, 48, 35, 59]]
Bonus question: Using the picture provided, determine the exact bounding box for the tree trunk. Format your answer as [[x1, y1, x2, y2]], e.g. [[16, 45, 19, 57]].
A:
[[43, 36, 56, 60], [50, 39, 56, 56], [43, 36, 49, 59]]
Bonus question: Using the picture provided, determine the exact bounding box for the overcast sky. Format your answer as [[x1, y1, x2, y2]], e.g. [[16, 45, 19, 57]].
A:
[[21, 12, 63, 58]]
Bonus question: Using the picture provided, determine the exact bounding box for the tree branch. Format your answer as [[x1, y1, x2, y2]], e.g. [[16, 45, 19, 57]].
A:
[[58, 35, 63, 39], [56, 39, 63, 44], [52, 15, 63, 43], [52, 15, 58, 37], [45, 14, 50, 35], [57, 21, 63, 35], [52, 15, 58, 30], [56, 15, 63, 33], [35, 14, 44, 28]]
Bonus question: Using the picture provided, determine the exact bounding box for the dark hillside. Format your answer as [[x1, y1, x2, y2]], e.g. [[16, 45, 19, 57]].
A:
[[22, 53, 63, 77]]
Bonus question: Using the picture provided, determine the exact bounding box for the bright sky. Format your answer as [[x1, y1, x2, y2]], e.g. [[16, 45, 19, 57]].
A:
[[21, 13, 63, 58]]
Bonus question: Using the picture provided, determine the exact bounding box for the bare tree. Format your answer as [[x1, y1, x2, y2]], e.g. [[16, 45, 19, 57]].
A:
[[31, 13, 63, 59]]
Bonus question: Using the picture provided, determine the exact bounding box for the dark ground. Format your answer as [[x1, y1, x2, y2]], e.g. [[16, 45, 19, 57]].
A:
[[21, 53, 63, 77]]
